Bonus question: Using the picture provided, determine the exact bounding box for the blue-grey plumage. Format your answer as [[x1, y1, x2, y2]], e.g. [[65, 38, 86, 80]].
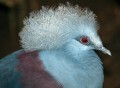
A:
[[0, 50, 23, 88], [0, 3, 111, 88], [39, 40, 104, 88]]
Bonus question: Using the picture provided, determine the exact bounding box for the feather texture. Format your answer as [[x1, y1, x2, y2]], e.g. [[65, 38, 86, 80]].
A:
[[40, 40, 104, 88], [17, 51, 62, 88], [19, 4, 98, 51], [0, 50, 23, 88], [0, 3, 109, 88]]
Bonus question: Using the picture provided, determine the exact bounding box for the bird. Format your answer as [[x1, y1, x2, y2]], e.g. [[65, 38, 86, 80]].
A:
[[0, 3, 111, 88]]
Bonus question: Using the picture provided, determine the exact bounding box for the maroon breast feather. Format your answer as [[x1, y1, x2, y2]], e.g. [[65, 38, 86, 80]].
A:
[[17, 50, 63, 88]]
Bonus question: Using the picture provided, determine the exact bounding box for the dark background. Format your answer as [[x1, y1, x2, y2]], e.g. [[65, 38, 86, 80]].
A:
[[0, 0, 120, 88]]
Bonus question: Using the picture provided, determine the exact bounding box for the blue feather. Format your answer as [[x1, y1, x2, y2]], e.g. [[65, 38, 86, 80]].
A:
[[0, 50, 23, 88]]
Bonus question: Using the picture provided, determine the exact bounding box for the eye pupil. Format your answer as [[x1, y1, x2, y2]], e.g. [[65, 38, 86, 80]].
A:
[[81, 37, 88, 44]]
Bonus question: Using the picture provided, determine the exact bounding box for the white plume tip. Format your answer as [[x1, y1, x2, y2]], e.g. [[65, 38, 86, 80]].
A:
[[19, 3, 97, 51]]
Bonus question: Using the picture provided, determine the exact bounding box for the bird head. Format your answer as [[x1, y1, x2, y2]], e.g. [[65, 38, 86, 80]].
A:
[[19, 3, 111, 56], [74, 25, 111, 56]]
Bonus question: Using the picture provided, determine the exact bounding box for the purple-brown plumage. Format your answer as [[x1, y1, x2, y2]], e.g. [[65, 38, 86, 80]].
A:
[[17, 51, 63, 88]]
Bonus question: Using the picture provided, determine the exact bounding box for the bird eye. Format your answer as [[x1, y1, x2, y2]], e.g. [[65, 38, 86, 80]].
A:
[[81, 37, 88, 44]]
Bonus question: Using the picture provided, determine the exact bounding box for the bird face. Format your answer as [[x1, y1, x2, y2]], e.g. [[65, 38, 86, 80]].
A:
[[75, 33, 111, 56]]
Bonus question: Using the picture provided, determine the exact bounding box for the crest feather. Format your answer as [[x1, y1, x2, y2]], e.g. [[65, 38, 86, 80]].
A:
[[19, 3, 97, 51]]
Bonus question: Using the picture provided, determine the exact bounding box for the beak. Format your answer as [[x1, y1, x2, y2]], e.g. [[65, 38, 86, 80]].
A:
[[96, 46, 111, 56]]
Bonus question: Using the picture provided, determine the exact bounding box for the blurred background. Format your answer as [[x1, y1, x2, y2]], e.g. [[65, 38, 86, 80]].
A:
[[0, 0, 120, 88]]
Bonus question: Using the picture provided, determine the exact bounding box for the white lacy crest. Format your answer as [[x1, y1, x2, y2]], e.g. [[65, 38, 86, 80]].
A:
[[19, 3, 98, 51]]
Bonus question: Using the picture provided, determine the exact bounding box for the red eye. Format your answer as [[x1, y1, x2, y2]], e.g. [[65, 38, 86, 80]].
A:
[[81, 37, 88, 44]]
